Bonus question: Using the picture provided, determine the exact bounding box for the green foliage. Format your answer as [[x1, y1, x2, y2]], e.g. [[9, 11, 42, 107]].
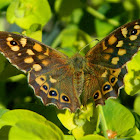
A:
[[6, 0, 51, 29], [0, 0, 140, 139], [0, 109, 64, 139]]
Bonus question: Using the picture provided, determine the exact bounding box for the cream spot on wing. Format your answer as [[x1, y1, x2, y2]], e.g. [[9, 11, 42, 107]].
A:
[[24, 57, 34, 63], [116, 40, 123, 47], [44, 48, 49, 56], [101, 70, 108, 77], [118, 49, 126, 56], [18, 53, 21, 56], [108, 35, 117, 45], [102, 41, 107, 50], [20, 38, 27, 47], [42, 60, 49, 66], [33, 64, 42, 71], [49, 76, 57, 83], [111, 57, 119, 65], [104, 48, 114, 53], [26, 49, 35, 55], [11, 46, 20, 51], [121, 27, 128, 38], [6, 37, 13, 42], [38, 55, 46, 60], [104, 54, 111, 60], [33, 43, 43, 52], [134, 25, 140, 29], [129, 35, 138, 41]]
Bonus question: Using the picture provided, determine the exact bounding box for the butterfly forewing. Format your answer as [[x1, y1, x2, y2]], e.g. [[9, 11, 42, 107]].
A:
[[0, 32, 68, 72], [86, 19, 140, 69], [84, 19, 140, 106]]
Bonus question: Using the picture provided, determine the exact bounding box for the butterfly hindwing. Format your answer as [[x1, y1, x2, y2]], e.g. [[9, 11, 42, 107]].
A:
[[29, 69, 81, 112]]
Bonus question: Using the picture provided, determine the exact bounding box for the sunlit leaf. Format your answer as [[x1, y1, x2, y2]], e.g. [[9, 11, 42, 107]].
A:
[[6, 0, 51, 29]]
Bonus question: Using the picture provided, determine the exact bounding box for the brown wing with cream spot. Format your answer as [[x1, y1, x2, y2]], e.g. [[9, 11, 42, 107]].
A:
[[86, 19, 140, 68], [29, 67, 81, 112], [83, 65, 127, 106], [0, 31, 68, 72], [84, 19, 140, 106], [0, 31, 81, 111]]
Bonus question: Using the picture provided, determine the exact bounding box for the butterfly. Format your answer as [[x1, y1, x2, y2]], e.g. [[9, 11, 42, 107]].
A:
[[0, 19, 140, 112]]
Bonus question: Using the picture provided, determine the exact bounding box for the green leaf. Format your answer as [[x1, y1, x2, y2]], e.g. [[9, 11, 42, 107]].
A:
[[78, 134, 107, 140], [102, 99, 135, 137], [55, 0, 83, 18], [9, 120, 63, 140], [0, 108, 9, 118], [0, 109, 63, 139], [64, 135, 75, 140], [22, 24, 42, 41], [1, 109, 43, 125], [95, 19, 114, 37], [6, 0, 51, 29], [0, 0, 12, 9], [131, 132, 140, 140], [0, 53, 7, 74], [132, 112, 140, 130], [0, 109, 63, 136], [52, 26, 94, 57], [57, 102, 98, 139], [57, 109, 77, 130], [124, 52, 140, 96], [134, 95, 140, 116]]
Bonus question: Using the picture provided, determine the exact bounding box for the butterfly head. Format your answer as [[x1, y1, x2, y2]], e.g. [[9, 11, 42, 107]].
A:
[[70, 53, 86, 71]]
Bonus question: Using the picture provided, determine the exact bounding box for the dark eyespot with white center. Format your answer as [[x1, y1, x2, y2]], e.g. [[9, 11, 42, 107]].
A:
[[103, 84, 111, 91], [49, 90, 57, 96], [131, 29, 137, 35], [94, 92, 99, 99], [111, 77, 116, 83], [62, 95, 69, 102], [10, 40, 18, 46], [43, 85, 48, 90]]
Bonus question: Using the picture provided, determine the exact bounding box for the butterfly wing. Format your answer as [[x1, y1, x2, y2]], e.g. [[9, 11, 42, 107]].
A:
[[0, 32, 81, 111], [84, 19, 140, 105]]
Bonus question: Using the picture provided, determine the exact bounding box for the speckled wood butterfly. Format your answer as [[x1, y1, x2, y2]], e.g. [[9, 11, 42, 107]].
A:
[[0, 19, 140, 112]]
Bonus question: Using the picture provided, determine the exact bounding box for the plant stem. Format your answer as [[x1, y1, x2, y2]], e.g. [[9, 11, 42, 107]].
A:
[[86, 7, 119, 26], [98, 106, 108, 138]]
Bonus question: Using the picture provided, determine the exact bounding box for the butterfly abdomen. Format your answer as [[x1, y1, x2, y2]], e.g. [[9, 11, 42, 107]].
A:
[[73, 71, 84, 97], [69, 54, 87, 97]]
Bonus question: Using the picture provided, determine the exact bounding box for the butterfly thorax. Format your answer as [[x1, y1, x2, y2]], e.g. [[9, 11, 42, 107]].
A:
[[70, 53, 86, 71], [69, 54, 87, 97]]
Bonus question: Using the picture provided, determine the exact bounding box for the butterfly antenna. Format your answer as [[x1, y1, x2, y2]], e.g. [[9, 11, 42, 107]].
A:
[[79, 39, 99, 53]]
